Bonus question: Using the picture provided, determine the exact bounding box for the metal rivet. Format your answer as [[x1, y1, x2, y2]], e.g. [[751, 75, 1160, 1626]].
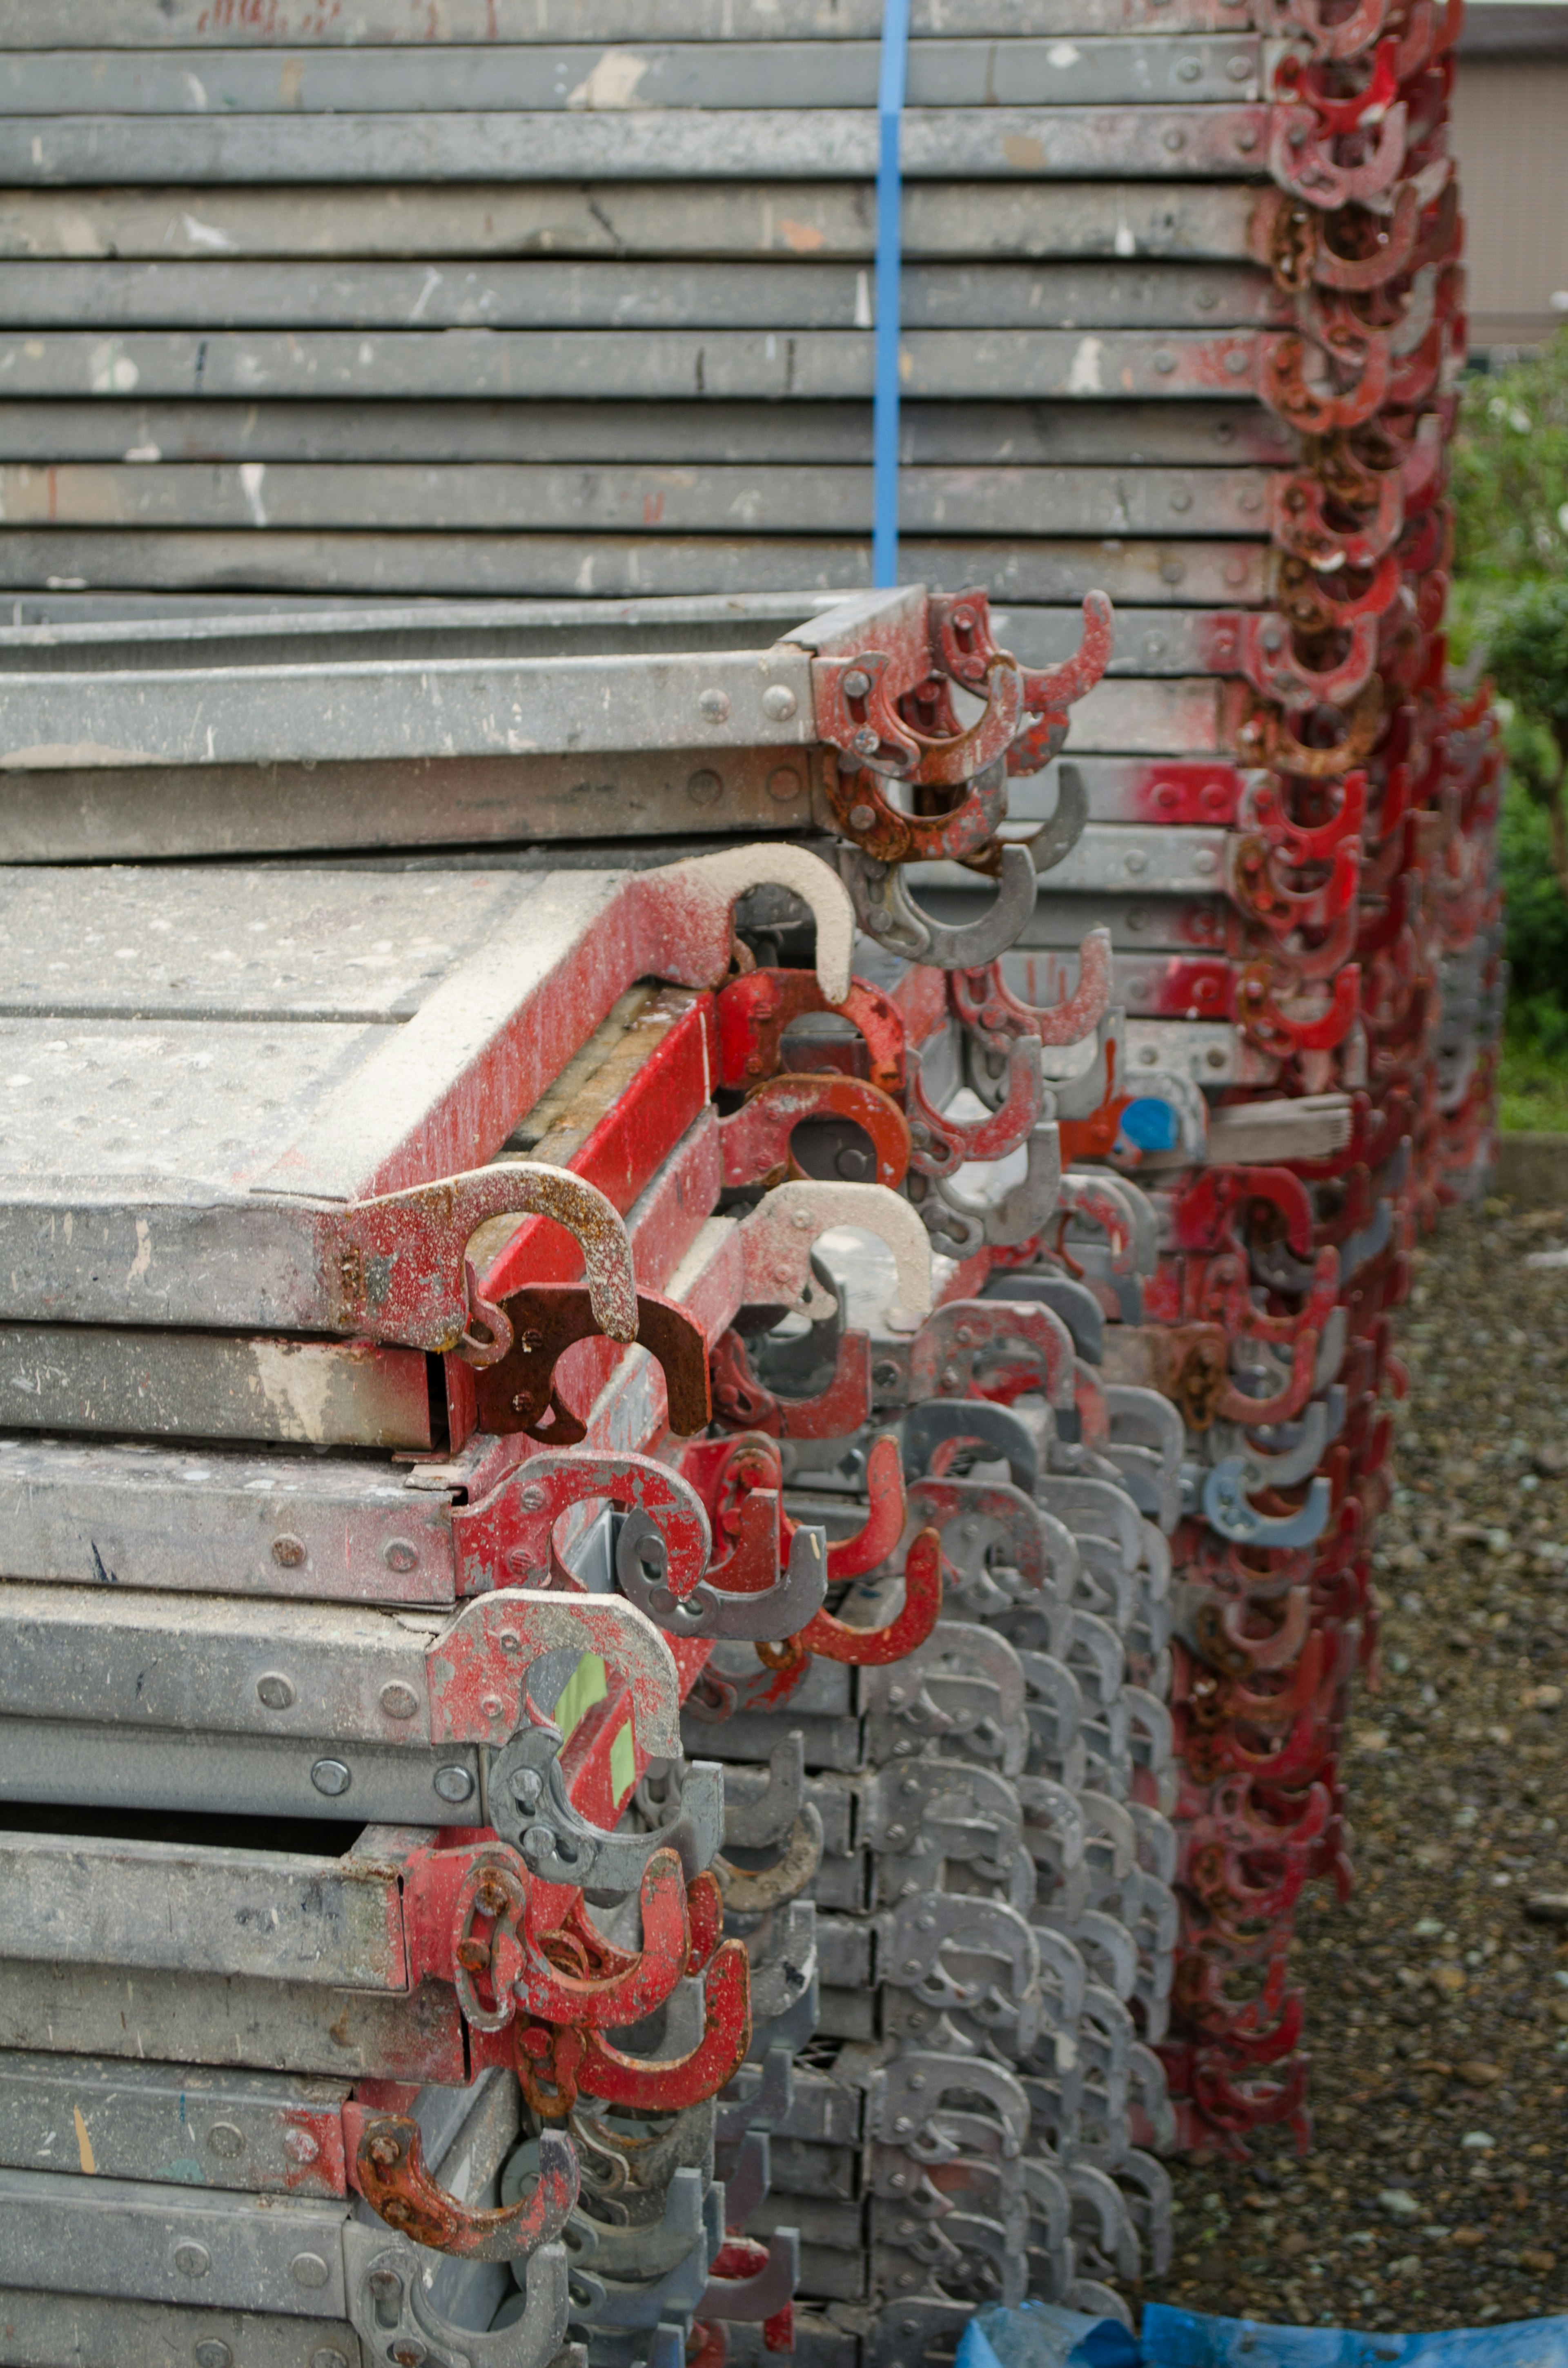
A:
[[1162, 125, 1185, 149], [518, 1484, 548, 1512], [290, 2252, 331, 2290], [1236, 125, 1258, 147], [285, 2127, 321, 2164], [849, 802, 876, 830], [311, 2353, 352, 2368], [382, 1539, 418, 1573], [206, 2121, 245, 2159], [272, 1536, 306, 1568], [256, 1673, 295, 1710], [1225, 350, 1250, 375], [311, 1759, 352, 1797], [1227, 52, 1252, 75], [174, 2241, 212, 2280], [761, 684, 798, 721], [766, 765, 802, 802], [842, 667, 872, 699], [697, 689, 731, 722], [685, 768, 722, 805], [379, 1681, 420, 1721], [434, 1764, 476, 1804], [1176, 54, 1201, 77], [1125, 850, 1148, 875], [481, 1695, 505, 1719], [498, 1630, 522, 1654], [194, 2346, 233, 2368]]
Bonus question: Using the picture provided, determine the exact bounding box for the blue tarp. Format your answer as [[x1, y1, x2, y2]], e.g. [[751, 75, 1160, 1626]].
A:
[[958, 2303, 1568, 2368]]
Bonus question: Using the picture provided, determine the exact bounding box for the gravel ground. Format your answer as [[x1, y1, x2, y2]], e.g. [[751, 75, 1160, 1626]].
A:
[[1138, 1200, 1568, 2335]]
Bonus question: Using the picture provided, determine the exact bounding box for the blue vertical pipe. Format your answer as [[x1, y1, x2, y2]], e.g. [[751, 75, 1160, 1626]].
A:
[[872, 0, 911, 588]]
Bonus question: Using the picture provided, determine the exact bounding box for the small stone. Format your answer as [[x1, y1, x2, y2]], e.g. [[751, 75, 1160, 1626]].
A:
[[1525, 1895, 1568, 1924], [1379, 2190, 1423, 2219], [1521, 2249, 1557, 2274], [1456, 2059, 1505, 2085], [1281, 2231, 1310, 2257], [1449, 2228, 1489, 2248], [1432, 1963, 1468, 1993]]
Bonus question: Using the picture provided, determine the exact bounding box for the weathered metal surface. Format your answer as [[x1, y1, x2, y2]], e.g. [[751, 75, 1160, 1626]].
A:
[[0, 109, 1273, 185], [0, 1434, 469, 1600], [0, 2163, 333, 2313], [0, 1828, 409, 1987], [0, 645, 815, 766], [0, 323, 1272, 397], [0, 531, 1269, 605], [0, 259, 1281, 332], [0, 2051, 351, 2197], [0, 1583, 675, 1748], [0, 395, 1295, 464], [0, 1719, 490, 1828], [2, 0, 1263, 38], [0, 852, 849, 1329], [0, 458, 1281, 535], [0, 41, 1265, 114], [0, 1326, 439, 1449], [0, 181, 1262, 263], [0, 744, 825, 862], [0, 2288, 365, 2368], [0, 1958, 466, 2080]]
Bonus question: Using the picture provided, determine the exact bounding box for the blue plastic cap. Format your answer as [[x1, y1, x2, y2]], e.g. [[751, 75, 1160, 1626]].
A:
[[1119, 1097, 1181, 1152]]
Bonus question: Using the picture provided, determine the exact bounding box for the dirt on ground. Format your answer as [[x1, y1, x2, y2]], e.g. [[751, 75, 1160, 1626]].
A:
[[1138, 1199, 1568, 2334]]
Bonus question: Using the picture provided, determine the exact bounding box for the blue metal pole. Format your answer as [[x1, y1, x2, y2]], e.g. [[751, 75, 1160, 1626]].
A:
[[872, 0, 910, 589]]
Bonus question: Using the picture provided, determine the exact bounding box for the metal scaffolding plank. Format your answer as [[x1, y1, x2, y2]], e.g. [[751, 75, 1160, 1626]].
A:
[[0, 40, 1264, 111], [0, 258, 1282, 333], [0, 397, 1296, 468], [0, 531, 1266, 603], [0, 180, 1262, 262], [0, 459, 1275, 536], [0, 107, 1273, 184], [2, 0, 1265, 40], [0, 326, 1267, 398]]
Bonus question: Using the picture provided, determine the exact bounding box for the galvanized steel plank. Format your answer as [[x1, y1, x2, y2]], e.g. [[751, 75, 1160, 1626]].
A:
[[0, 1438, 463, 1601], [0, 1326, 437, 1449], [0, 530, 1268, 604], [0, 181, 1261, 262], [0, 397, 1295, 467], [0, 458, 1276, 535], [0, 1586, 458, 1744], [0, 2167, 352, 2314], [0, 1828, 408, 1987], [0, 40, 1264, 111], [0, 745, 825, 864], [2, 1, 1259, 40], [0, 644, 814, 765], [0, 325, 1267, 396], [0, 1956, 466, 2081], [0, 2052, 350, 2196], [0, 2288, 364, 2368], [0, 1718, 488, 1830], [1014, 818, 1230, 889], [0, 258, 1281, 332], [0, 108, 1273, 184], [1061, 676, 1227, 754]]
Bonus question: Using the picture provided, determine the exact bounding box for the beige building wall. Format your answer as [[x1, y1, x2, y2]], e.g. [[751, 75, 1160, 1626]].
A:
[[1451, 55, 1568, 350]]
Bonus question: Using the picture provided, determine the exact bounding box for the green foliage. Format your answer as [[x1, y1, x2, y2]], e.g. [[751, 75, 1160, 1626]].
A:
[[1456, 340, 1568, 1110], [1489, 579, 1568, 760], [1454, 332, 1568, 605]]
